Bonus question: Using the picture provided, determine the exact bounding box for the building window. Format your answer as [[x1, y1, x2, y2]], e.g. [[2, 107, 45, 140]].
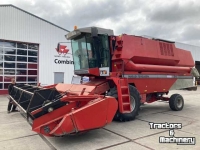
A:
[[0, 40, 39, 89]]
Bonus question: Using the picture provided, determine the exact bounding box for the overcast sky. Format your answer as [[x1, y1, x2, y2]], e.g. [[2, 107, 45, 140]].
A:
[[1, 0, 200, 46]]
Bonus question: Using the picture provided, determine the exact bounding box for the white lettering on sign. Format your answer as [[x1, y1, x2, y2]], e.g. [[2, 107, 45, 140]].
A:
[[149, 122, 196, 145]]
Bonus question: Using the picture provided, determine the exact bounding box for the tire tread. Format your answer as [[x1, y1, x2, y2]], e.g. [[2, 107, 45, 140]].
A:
[[169, 94, 184, 111], [107, 85, 141, 122]]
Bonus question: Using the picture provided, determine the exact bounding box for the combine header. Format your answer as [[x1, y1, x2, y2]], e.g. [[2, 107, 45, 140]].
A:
[[9, 26, 199, 137]]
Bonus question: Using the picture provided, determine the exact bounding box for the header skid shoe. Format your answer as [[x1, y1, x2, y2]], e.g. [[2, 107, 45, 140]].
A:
[[9, 83, 118, 137]]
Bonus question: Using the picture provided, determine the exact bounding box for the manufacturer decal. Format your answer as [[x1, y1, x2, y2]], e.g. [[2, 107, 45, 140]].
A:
[[55, 45, 69, 56], [54, 43, 74, 64]]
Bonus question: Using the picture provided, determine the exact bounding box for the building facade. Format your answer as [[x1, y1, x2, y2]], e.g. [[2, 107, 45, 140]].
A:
[[175, 42, 200, 71], [1, 5, 200, 95], [0, 5, 74, 94]]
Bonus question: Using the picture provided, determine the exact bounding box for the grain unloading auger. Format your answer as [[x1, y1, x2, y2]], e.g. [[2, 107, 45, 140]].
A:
[[9, 26, 199, 137]]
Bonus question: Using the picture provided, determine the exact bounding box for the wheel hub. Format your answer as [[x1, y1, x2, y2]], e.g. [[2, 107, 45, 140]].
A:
[[130, 96, 136, 111], [177, 98, 183, 108]]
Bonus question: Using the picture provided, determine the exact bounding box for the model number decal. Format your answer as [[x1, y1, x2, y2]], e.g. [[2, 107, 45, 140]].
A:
[[123, 74, 193, 79]]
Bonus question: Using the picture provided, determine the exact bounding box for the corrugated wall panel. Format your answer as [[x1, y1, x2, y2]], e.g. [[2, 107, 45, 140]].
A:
[[175, 42, 200, 62], [0, 5, 74, 85]]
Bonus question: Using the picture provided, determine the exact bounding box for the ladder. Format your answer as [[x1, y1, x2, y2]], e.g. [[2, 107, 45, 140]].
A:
[[117, 78, 131, 113]]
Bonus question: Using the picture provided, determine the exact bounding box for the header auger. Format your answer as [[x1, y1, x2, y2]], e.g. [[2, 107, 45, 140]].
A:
[[9, 26, 199, 137]]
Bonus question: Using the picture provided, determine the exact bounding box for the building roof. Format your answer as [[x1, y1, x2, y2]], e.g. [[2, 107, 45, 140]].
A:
[[0, 4, 69, 32]]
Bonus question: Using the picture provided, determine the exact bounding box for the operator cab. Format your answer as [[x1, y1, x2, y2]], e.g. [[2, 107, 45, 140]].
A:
[[65, 27, 114, 76]]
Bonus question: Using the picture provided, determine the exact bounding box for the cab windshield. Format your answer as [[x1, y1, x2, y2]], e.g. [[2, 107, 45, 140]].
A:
[[71, 33, 110, 70]]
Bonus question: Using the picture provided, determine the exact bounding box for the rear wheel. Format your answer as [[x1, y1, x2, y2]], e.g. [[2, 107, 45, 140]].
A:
[[169, 94, 184, 111], [107, 85, 141, 121]]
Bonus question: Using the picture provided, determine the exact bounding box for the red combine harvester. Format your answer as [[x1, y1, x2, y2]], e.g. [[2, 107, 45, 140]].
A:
[[9, 26, 199, 137]]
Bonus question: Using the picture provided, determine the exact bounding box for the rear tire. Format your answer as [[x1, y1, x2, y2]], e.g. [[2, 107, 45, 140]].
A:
[[107, 85, 141, 121], [169, 94, 184, 111]]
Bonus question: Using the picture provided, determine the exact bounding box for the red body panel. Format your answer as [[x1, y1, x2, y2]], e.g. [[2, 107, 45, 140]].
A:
[[124, 61, 191, 73], [55, 83, 96, 95], [111, 35, 194, 78], [112, 35, 194, 68], [128, 78, 177, 94], [109, 35, 195, 113], [32, 96, 117, 136]]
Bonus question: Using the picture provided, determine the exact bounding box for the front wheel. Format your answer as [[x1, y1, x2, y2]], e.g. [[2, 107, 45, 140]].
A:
[[107, 85, 141, 122], [169, 94, 184, 111]]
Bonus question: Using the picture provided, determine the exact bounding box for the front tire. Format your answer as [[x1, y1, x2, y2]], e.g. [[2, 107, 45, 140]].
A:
[[107, 85, 141, 121], [169, 94, 184, 111]]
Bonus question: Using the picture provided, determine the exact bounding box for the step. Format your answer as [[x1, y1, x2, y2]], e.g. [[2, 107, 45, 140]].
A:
[[123, 103, 131, 105], [118, 79, 131, 113], [119, 79, 128, 86], [122, 94, 129, 97], [117, 48, 122, 51], [121, 86, 128, 93], [123, 111, 131, 113], [121, 86, 128, 89], [123, 105, 131, 111], [121, 94, 130, 103], [115, 54, 121, 58]]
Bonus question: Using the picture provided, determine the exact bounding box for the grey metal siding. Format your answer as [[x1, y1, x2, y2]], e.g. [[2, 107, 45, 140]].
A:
[[0, 5, 74, 85], [175, 42, 200, 62]]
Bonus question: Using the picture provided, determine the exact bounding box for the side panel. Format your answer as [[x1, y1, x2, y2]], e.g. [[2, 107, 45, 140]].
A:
[[169, 78, 194, 90], [112, 35, 194, 68], [128, 78, 194, 93], [121, 73, 194, 94], [127, 78, 177, 94], [120, 35, 180, 66]]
